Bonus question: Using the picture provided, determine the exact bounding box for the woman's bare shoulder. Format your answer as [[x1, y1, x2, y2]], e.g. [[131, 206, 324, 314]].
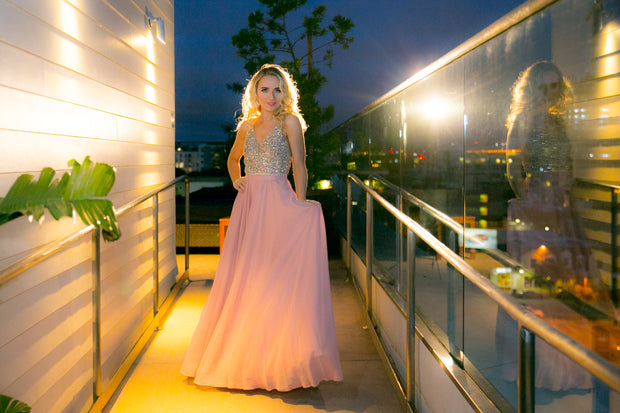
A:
[[283, 113, 301, 130], [237, 120, 253, 137]]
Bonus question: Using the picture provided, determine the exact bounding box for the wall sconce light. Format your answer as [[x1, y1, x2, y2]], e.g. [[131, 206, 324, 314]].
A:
[[145, 6, 165, 44]]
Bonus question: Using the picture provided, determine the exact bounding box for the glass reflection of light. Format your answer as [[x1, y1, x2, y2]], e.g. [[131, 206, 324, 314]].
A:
[[419, 97, 450, 121]]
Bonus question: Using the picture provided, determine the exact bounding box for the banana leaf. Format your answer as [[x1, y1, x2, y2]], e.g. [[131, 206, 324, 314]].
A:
[[0, 395, 31, 413], [0, 156, 120, 241]]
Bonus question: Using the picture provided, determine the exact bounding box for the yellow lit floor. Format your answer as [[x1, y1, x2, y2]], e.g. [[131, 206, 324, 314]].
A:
[[103, 255, 405, 413]]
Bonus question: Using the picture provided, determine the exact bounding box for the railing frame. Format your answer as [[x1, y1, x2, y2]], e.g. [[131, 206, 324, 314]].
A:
[[346, 173, 620, 413], [0, 175, 191, 412]]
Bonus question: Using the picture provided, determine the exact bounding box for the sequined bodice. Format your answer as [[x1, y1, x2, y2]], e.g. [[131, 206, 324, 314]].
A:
[[244, 125, 291, 175], [523, 115, 571, 174]]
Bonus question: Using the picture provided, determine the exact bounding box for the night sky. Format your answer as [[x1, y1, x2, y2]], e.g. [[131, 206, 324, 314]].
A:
[[174, 0, 525, 142]]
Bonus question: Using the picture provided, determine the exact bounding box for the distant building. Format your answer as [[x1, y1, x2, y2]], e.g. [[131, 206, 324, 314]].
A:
[[176, 142, 228, 173], [199, 142, 227, 171], [175, 144, 200, 173]]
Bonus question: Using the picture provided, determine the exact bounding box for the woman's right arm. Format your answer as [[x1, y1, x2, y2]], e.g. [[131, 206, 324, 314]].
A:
[[228, 122, 248, 191]]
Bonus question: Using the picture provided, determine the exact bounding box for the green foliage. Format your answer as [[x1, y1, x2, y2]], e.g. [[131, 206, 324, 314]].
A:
[[0, 395, 31, 413], [0, 157, 120, 241], [231, 0, 354, 185]]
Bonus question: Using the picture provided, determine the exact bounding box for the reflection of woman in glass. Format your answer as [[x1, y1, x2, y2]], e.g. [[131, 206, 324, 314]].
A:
[[500, 61, 616, 391], [506, 60, 613, 316]]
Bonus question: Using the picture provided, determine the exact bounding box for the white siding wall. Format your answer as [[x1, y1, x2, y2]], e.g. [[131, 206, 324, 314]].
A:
[[0, 1, 176, 412]]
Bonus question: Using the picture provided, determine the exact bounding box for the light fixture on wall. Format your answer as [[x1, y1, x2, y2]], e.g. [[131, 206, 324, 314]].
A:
[[145, 6, 165, 44]]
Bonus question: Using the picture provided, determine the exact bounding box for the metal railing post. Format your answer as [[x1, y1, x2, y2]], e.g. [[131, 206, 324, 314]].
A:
[[185, 177, 190, 272], [347, 177, 352, 269], [406, 229, 416, 407], [153, 194, 159, 316], [366, 192, 373, 315], [396, 192, 403, 291], [518, 326, 535, 413], [91, 227, 102, 401]]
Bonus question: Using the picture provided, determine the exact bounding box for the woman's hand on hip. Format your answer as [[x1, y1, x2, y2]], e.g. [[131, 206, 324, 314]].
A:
[[233, 177, 247, 192]]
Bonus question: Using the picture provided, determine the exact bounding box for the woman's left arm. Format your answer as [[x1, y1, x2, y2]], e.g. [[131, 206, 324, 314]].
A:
[[285, 115, 307, 201]]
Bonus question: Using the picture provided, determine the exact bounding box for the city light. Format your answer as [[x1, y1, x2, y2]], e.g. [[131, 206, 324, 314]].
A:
[[316, 179, 332, 190]]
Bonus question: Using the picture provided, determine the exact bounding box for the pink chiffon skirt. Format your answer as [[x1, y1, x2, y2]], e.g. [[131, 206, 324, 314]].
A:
[[181, 174, 342, 391]]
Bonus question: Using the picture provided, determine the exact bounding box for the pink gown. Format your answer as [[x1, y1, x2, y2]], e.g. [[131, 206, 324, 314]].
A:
[[180, 124, 342, 391]]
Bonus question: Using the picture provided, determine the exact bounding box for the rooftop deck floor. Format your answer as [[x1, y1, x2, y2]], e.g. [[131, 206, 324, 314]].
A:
[[104, 255, 405, 413]]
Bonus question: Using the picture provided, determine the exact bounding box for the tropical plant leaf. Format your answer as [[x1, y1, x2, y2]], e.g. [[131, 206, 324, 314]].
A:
[[0, 156, 120, 241], [0, 395, 31, 413]]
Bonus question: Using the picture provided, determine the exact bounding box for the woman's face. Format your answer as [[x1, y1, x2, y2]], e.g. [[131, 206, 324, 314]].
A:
[[256, 75, 283, 114], [535, 70, 562, 107]]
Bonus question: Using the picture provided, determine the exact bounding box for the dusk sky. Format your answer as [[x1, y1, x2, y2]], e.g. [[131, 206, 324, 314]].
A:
[[174, 0, 525, 142]]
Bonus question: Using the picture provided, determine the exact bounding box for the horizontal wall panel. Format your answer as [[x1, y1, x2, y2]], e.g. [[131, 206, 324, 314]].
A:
[[0, 290, 91, 390], [38, 353, 92, 413], [0, 86, 172, 137], [9, 0, 174, 90], [0, 40, 173, 114], [4, 321, 91, 409], [0, 0, 174, 410], [0, 261, 91, 349], [0, 131, 174, 174]]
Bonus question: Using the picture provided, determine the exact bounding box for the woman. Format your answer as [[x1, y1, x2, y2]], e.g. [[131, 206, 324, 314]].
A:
[[505, 61, 595, 288], [501, 61, 614, 389], [181, 64, 343, 391]]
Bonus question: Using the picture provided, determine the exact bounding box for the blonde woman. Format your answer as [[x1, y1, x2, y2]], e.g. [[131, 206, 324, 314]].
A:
[[181, 64, 342, 391]]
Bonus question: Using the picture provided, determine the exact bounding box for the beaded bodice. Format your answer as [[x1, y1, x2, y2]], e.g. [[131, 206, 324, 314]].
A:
[[523, 115, 571, 174], [244, 125, 291, 175]]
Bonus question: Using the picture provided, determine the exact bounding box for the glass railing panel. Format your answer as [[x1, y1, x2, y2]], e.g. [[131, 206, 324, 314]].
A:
[[371, 188, 401, 292], [460, 0, 620, 371], [465, 281, 519, 409], [369, 178, 403, 292], [414, 235, 451, 342], [335, 0, 620, 406], [350, 180, 367, 260], [531, 335, 619, 413]]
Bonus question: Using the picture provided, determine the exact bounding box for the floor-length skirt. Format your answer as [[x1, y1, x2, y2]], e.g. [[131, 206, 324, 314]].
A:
[[181, 174, 343, 391]]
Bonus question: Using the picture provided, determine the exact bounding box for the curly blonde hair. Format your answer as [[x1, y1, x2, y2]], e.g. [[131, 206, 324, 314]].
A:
[[506, 61, 572, 129], [236, 64, 307, 131]]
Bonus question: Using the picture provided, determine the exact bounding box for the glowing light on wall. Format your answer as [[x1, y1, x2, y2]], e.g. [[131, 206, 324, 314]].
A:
[[59, 1, 80, 39], [146, 62, 156, 83], [145, 84, 156, 104], [58, 1, 82, 71]]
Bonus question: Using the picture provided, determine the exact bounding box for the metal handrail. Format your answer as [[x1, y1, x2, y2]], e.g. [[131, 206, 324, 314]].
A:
[[347, 173, 620, 396], [345, 0, 558, 123], [369, 174, 523, 268], [0, 176, 189, 286]]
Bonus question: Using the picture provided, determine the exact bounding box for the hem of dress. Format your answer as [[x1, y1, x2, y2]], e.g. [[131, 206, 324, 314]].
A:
[[186, 375, 344, 392]]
